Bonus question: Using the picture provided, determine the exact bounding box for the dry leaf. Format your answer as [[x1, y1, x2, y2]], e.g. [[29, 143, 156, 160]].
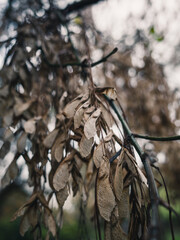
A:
[[0, 85, 9, 97], [104, 130, 114, 142], [93, 142, 104, 168], [74, 100, 90, 129], [98, 157, 110, 178], [0, 141, 11, 159], [24, 119, 36, 134], [1, 159, 18, 188], [114, 165, 123, 201], [53, 162, 70, 191], [84, 108, 101, 139], [20, 211, 31, 236], [17, 132, 27, 153], [51, 133, 66, 162], [79, 134, 93, 158], [118, 187, 129, 221], [4, 128, 13, 141], [14, 99, 33, 116], [3, 110, 13, 126], [43, 129, 59, 148], [97, 176, 116, 221], [63, 98, 81, 118], [56, 184, 69, 207], [100, 104, 113, 128], [44, 208, 56, 237], [11, 193, 37, 221]]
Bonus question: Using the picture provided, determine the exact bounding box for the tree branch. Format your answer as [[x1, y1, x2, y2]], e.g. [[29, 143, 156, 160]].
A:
[[133, 133, 180, 141], [62, 0, 104, 15], [41, 47, 118, 69], [104, 95, 160, 240]]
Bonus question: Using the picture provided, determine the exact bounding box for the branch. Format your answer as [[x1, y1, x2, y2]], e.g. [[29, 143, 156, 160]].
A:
[[41, 47, 118, 69], [133, 133, 180, 141], [62, 0, 104, 15], [104, 95, 160, 240]]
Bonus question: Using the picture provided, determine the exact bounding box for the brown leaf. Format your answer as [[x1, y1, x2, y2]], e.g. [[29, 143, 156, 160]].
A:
[[24, 119, 36, 134], [44, 208, 56, 237], [93, 142, 104, 168], [14, 99, 33, 116], [79, 134, 93, 158], [74, 100, 90, 129], [56, 184, 69, 207], [0, 141, 11, 159], [97, 169, 115, 221], [84, 108, 101, 139], [11, 193, 37, 221], [118, 187, 129, 221], [3, 109, 13, 126], [0, 85, 9, 97], [100, 104, 113, 128], [63, 98, 82, 118], [54, 143, 64, 162], [17, 132, 27, 153], [43, 129, 59, 148], [114, 150, 124, 201], [4, 128, 13, 141], [53, 162, 70, 191], [98, 157, 110, 178], [19, 211, 30, 236], [104, 130, 114, 142], [1, 159, 18, 188], [51, 133, 66, 162], [86, 159, 94, 188]]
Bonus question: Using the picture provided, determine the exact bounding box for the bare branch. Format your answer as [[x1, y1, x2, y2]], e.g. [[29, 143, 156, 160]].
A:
[[133, 133, 180, 142], [62, 0, 104, 15]]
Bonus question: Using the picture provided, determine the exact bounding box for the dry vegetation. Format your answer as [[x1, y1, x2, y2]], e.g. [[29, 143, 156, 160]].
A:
[[0, 0, 179, 240]]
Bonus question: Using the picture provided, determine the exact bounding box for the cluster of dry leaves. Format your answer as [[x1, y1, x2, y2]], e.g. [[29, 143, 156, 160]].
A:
[[0, 78, 150, 239]]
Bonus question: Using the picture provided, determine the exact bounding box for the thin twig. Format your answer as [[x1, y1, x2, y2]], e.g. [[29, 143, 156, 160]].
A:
[[41, 47, 118, 69], [133, 133, 180, 141], [62, 0, 104, 15], [104, 95, 160, 240]]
